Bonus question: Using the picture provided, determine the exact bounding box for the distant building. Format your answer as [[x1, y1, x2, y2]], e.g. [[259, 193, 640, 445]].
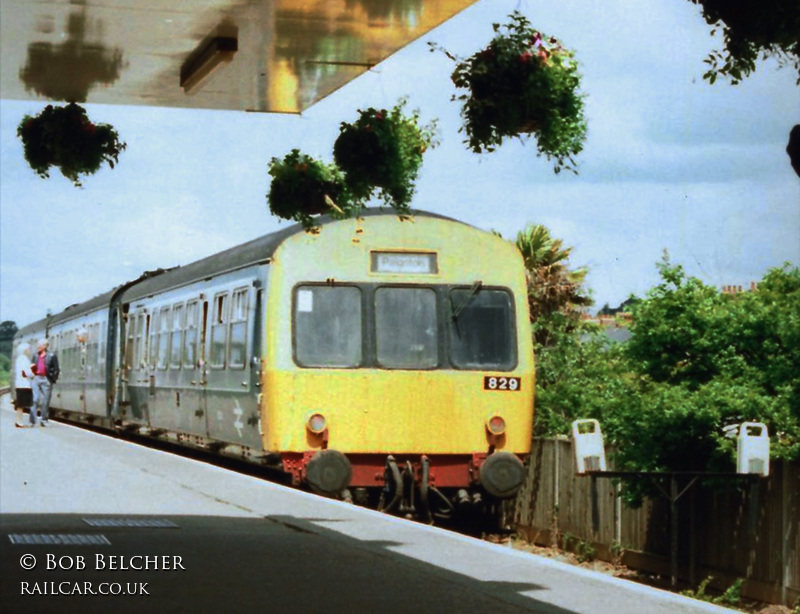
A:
[[721, 282, 758, 295], [583, 299, 633, 343]]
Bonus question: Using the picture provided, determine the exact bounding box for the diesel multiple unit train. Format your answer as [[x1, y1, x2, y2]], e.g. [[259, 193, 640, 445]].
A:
[[12, 210, 534, 522]]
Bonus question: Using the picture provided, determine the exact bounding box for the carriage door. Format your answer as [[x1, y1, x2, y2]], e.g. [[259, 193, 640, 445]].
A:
[[128, 311, 151, 423], [77, 326, 88, 413], [119, 311, 135, 418], [183, 298, 208, 437]]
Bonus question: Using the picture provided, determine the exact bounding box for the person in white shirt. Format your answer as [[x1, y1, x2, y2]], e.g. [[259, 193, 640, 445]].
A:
[[13, 342, 33, 428]]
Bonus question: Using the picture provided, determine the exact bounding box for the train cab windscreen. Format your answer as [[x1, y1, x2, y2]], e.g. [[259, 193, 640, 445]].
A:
[[294, 286, 363, 367], [449, 288, 516, 370], [293, 284, 516, 371], [375, 287, 439, 369]]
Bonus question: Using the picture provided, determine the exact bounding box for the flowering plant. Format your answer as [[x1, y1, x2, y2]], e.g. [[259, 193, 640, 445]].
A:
[[16, 103, 126, 187], [333, 99, 438, 213], [267, 149, 355, 230], [438, 12, 587, 173]]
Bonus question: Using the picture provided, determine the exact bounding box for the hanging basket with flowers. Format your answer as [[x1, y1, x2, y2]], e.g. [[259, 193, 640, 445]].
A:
[[435, 11, 587, 173], [333, 99, 438, 214], [16, 103, 127, 187], [267, 149, 355, 231]]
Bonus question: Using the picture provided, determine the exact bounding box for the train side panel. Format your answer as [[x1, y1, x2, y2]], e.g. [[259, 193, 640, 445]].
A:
[[118, 264, 267, 451], [16, 309, 111, 418], [53, 311, 109, 416]]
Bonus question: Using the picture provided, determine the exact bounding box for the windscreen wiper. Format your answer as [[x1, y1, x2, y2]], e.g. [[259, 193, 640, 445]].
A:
[[451, 281, 483, 322]]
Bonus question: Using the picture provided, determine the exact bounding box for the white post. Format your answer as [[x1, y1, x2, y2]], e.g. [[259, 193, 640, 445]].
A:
[[572, 419, 607, 474], [736, 422, 770, 476]]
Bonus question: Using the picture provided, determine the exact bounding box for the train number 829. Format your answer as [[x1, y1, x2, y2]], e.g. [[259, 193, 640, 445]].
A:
[[483, 376, 521, 391]]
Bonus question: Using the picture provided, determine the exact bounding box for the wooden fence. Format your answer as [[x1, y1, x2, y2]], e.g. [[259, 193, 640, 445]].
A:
[[513, 438, 800, 607]]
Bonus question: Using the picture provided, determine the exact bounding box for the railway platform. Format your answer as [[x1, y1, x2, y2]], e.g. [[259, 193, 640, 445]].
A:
[[0, 396, 736, 614]]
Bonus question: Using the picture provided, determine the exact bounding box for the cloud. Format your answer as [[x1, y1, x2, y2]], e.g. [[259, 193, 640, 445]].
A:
[[1, 0, 797, 324]]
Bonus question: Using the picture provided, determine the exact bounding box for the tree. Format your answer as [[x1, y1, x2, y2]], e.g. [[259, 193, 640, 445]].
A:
[[530, 254, 800, 504], [623, 256, 730, 387], [0, 353, 9, 387], [0, 320, 18, 359], [514, 224, 592, 347], [532, 317, 632, 437], [689, 0, 800, 85], [619, 259, 800, 468]]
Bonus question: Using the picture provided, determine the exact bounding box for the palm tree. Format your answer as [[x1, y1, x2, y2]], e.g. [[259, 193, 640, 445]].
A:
[[514, 224, 592, 346]]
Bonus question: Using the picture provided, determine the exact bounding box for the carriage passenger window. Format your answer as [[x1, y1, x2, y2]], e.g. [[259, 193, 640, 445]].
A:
[[66, 332, 73, 370], [93, 323, 101, 369], [294, 286, 362, 368], [449, 288, 516, 370], [157, 307, 170, 369], [376, 288, 438, 369], [229, 288, 249, 369], [99, 321, 106, 368], [133, 314, 143, 367], [149, 312, 159, 367], [87, 324, 98, 373], [66, 331, 73, 370], [184, 301, 199, 368], [210, 293, 229, 368], [170, 304, 184, 368]]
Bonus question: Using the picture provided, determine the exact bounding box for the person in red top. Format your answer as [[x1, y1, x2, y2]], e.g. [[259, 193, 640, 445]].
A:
[[30, 338, 59, 427]]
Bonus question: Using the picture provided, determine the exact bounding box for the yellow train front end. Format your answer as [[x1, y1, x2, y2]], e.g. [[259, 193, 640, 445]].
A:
[[262, 213, 534, 520]]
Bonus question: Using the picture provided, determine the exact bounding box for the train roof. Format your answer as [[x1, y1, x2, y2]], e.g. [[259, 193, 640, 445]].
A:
[[120, 208, 463, 302], [16, 209, 466, 337]]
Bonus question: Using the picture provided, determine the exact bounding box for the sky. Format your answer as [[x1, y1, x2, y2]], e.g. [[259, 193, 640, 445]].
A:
[[1, 0, 798, 327]]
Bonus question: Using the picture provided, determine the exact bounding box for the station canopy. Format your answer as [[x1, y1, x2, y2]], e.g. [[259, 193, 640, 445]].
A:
[[0, 0, 476, 114]]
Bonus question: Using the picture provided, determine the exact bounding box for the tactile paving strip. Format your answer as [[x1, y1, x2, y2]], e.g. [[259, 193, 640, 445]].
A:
[[82, 518, 179, 528], [9, 534, 111, 546]]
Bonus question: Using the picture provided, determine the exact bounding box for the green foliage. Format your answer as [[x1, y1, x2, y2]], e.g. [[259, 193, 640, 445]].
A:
[[533, 318, 631, 437], [267, 149, 355, 231], [333, 99, 438, 213], [623, 258, 800, 464], [16, 103, 126, 187], [268, 100, 438, 229], [529, 243, 800, 505], [560, 533, 596, 563], [434, 11, 587, 173], [0, 353, 10, 388], [514, 224, 593, 347], [682, 576, 743, 607], [575, 538, 596, 563], [690, 0, 800, 84], [625, 256, 731, 387]]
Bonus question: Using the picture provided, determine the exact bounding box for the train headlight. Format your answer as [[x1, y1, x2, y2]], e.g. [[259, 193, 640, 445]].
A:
[[486, 415, 506, 436], [306, 412, 327, 434]]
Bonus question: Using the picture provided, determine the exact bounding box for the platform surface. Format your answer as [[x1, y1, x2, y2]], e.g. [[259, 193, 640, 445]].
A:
[[0, 397, 735, 614]]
